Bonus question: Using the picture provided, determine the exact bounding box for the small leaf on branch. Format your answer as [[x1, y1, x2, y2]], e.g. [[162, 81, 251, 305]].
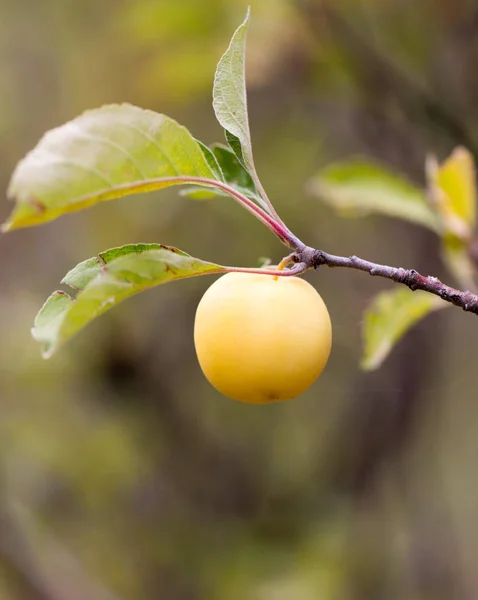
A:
[[196, 140, 225, 182], [181, 142, 260, 202], [361, 288, 447, 371], [4, 104, 218, 231], [32, 243, 225, 358], [212, 144, 256, 193], [309, 159, 440, 232], [225, 131, 247, 170]]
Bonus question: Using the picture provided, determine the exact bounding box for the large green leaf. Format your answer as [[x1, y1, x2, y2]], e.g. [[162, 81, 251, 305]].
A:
[[361, 288, 447, 371], [3, 104, 219, 231], [309, 159, 440, 232], [32, 244, 225, 358]]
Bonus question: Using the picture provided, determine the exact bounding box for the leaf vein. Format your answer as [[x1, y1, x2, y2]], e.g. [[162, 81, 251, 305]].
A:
[[67, 123, 148, 179], [39, 150, 113, 186], [117, 120, 180, 176]]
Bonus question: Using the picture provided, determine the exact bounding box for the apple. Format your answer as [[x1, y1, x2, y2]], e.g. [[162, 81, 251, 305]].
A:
[[194, 272, 332, 403]]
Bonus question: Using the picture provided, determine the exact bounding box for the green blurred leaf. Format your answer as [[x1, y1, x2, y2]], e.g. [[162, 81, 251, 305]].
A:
[[427, 147, 477, 289], [361, 288, 447, 371], [441, 236, 476, 290], [32, 243, 225, 358], [427, 147, 476, 239], [309, 159, 440, 232], [4, 104, 218, 231], [179, 187, 220, 200]]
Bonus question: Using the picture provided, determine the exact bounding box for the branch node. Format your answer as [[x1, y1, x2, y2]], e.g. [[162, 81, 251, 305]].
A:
[[307, 249, 325, 270], [402, 268, 419, 291]]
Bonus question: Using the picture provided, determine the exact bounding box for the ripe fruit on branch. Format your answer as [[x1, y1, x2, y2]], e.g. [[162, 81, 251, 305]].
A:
[[194, 272, 332, 403]]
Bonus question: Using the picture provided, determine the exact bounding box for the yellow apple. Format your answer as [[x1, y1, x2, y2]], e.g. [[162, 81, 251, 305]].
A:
[[194, 272, 332, 403]]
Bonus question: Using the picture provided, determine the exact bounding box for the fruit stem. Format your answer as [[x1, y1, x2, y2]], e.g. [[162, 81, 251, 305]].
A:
[[273, 253, 297, 280], [223, 262, 308, 278]]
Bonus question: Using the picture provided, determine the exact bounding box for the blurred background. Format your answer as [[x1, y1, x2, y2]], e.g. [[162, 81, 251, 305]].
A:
[[1, 0, 477, 598]]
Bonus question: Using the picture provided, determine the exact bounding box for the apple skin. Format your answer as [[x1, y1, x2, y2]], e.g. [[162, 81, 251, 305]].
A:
[[194, 272, 332, 403]]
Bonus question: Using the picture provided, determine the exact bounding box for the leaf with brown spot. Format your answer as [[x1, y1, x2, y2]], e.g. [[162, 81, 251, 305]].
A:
[[33, 243, 226, 358], [3, 104, 219, 231]]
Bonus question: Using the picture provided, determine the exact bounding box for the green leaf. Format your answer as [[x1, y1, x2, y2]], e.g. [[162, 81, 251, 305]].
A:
[[212, 144, 256, 192], [309, 159, 440, 232], [213, 9, 253, 171], [4, 104, 219, 231], [225, 130, 247, 170], [196, 140, 225, 182], [181, 143, 261, 202], [212, 143, 261, 202], [212, 7, 271, 215], [361, 288, 447, 371], [32, 243, 225, 358]]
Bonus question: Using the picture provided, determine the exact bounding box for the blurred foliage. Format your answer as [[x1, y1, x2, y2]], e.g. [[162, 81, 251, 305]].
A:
[[360, 289, 447, 371], [311, 145, 478, 367], [427, 146, 477, 289], [309, 158, 439, 230], [2, 1, 478, 600]]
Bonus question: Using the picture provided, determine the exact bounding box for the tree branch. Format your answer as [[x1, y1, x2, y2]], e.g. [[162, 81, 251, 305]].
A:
[[286, 246, 478, 314]]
